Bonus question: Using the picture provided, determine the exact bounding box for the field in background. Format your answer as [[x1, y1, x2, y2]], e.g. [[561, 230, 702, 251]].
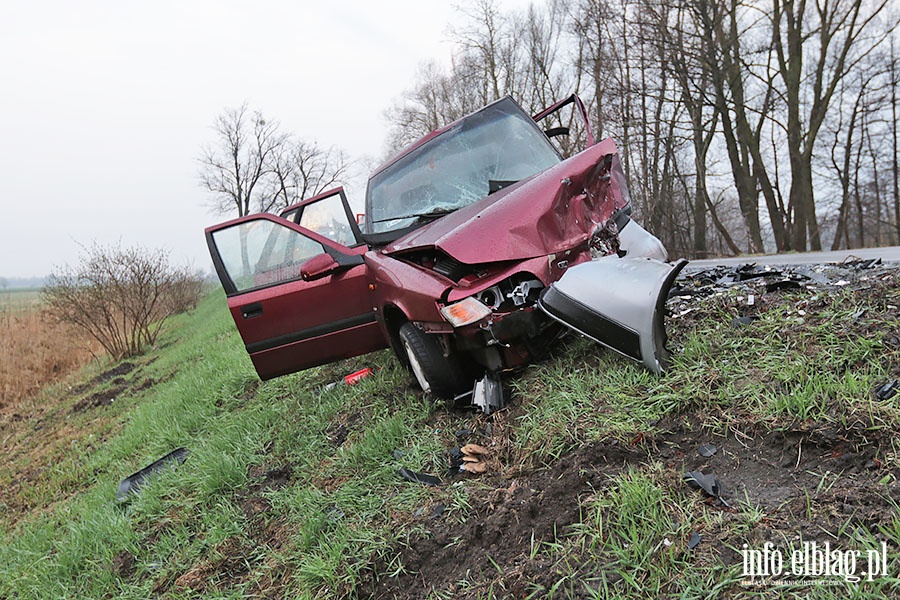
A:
[[0, 289, 101, 410]]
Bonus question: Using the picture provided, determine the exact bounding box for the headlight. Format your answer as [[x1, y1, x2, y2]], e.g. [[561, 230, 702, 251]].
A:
[[439, 297, 492, 327]]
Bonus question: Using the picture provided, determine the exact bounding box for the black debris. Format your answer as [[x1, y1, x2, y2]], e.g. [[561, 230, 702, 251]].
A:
[[688, 531, 702, 550], [842, 258, 881, 270], [684, 470, 729, 507], [731, 316, 757, 328], [448, 447, 465, 471], [116, 447, 189, 502], [765, 279, 803, 293], [398, 467, 442, 486], [875, 380, 899, 402], [454, 428, 473, 439], [698, 444, 718, 458]]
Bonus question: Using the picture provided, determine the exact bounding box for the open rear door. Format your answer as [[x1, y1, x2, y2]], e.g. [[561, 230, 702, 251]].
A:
[[205, 204, 386, 380]]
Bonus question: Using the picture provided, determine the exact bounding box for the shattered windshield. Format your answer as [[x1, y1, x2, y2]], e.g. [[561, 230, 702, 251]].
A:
[[365, 97, 561, 236]]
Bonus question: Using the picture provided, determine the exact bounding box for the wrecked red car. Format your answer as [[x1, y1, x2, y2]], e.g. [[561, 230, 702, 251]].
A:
[[205, 95, 686, 399]]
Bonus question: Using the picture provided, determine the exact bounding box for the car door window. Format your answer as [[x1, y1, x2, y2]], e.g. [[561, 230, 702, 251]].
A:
[[297, 192, 360, 247], [212, 219, 325, 292]]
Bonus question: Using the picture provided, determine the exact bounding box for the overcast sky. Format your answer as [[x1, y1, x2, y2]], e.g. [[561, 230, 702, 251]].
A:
[[0, 0, 534, 279]]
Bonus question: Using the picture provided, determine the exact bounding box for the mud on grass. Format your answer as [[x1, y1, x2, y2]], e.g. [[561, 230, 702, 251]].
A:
[[0, 357, 167, 528]]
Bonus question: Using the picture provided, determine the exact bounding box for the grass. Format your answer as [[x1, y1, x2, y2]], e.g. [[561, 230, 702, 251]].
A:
[[0, 273, 898, 598]]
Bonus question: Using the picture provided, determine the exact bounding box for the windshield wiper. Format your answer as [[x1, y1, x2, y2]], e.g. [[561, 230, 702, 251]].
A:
[[371, 208, 458, 224]]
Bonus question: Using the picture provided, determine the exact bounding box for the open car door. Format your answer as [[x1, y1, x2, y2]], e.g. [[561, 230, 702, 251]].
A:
[[206, 189, 386, 380]]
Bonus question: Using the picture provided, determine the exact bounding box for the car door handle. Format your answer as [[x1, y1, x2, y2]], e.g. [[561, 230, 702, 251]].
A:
[[241, 303, 263, 319]]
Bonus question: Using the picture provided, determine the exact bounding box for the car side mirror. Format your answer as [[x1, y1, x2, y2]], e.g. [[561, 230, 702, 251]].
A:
[[301, 253, 340, 281]]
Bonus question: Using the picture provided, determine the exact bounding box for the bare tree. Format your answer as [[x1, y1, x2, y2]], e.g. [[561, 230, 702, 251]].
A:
[[199, 103, 349, 216], [198, 103, 287, 217], [771, 0, 893, 250], [264, 139, 349, 212], [43, 243, 203, 360]]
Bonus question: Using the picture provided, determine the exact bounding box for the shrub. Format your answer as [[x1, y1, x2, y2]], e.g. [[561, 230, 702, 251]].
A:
[[42, 243, 204, 360]]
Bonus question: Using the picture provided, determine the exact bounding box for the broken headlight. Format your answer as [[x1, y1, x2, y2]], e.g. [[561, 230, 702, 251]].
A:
[[474, 274, 544, 311], [440, 297, 493, 327]]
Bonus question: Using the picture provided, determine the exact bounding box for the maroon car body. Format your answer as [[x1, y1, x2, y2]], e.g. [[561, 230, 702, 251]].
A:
[[205, 95, 671, 397]]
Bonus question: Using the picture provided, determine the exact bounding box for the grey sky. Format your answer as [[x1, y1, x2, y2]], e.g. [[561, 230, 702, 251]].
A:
[[0, 0, 530, 278]]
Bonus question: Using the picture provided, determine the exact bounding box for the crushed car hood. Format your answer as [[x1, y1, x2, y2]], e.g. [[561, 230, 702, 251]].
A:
[[384, 138, 630, 265]]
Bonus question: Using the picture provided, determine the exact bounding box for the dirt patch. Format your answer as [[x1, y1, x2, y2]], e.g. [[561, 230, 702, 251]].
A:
[[237, 463, 294, 519], [327, 411, 362, 448], [71, 381, 129, 412], [153, 463, 296, 597], [359, 415, 900, 599], [69, 362, 138, 396]]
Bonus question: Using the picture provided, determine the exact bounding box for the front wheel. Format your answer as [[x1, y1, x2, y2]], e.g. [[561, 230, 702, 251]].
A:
[[398, 322, 475, 400]]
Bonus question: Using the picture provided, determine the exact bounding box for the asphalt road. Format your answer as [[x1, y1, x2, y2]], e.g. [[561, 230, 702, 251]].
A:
[[685, 246, 900, 269]]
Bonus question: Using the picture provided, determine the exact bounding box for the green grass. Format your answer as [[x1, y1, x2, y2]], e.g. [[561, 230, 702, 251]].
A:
[[0, 279, 898, 598]]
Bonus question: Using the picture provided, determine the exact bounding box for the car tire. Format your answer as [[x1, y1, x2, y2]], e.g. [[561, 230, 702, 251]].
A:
[[398, 322, 475, 400]]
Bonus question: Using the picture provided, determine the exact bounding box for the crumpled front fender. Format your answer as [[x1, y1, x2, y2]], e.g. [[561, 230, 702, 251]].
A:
[[538, 257, 688, 373]]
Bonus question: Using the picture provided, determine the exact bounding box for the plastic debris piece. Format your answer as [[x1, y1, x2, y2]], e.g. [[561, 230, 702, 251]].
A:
[[454, 428, 473, 438], [698, 444, 718, 458], [688, 531, 702, 550], [471, 372, 504, 415], [116, 447, 189, 502], [398, 467, 441, 486], [463, 461, 488, 474], [430, 502, 445, 519], [684, 471, 729, 506], [731, 316, 756, 328], [344, 367, 374, 385], [765, 279, 802, 293], [875, 380, 899, 401]]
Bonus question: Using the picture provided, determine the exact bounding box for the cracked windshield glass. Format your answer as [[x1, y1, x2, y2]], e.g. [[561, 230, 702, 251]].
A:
[[365, 98, 561, 235]]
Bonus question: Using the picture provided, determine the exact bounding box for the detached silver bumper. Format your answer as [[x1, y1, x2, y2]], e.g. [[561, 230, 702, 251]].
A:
[[538, 257, 688, 373]]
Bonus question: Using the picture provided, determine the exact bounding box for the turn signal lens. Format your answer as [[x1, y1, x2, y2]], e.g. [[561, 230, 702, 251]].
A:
[[439, 297, 492, 327]]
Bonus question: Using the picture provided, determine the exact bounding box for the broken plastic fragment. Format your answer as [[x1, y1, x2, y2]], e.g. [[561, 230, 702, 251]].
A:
[[471, 372, 504, 415], [875, 380, 899, 401], [765, 279, 802, 293], [398, 467, 442, 486], [731, 316, 756, 328], [688, 531, 702, 550], [698, 444, 718, 458], [344, 367, 374, 385], [116, 447, 189, 502], [684, 471, 729, 506]]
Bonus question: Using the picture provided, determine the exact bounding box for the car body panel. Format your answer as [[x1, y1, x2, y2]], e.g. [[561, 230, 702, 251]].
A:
[[383, 139, 627, 265], [205, 211, 385, 380]]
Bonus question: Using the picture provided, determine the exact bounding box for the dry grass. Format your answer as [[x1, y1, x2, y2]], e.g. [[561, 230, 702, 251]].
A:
[[0, 303, 101, 410]]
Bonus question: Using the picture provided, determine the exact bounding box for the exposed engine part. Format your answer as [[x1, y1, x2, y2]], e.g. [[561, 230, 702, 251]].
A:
[[509, 279, 543, 306], [476, 285, 504, 309], [589, 220, 621, 258]]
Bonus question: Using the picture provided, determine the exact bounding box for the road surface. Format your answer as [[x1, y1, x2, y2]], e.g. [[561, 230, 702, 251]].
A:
[[685, 246, 900, 269]]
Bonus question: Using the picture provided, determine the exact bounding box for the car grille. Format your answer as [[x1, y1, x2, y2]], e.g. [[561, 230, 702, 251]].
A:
[[433, 255, 469, 282]]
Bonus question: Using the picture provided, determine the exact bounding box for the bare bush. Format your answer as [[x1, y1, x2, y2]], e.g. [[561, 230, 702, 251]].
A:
[[42, 243, 204, 360]]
